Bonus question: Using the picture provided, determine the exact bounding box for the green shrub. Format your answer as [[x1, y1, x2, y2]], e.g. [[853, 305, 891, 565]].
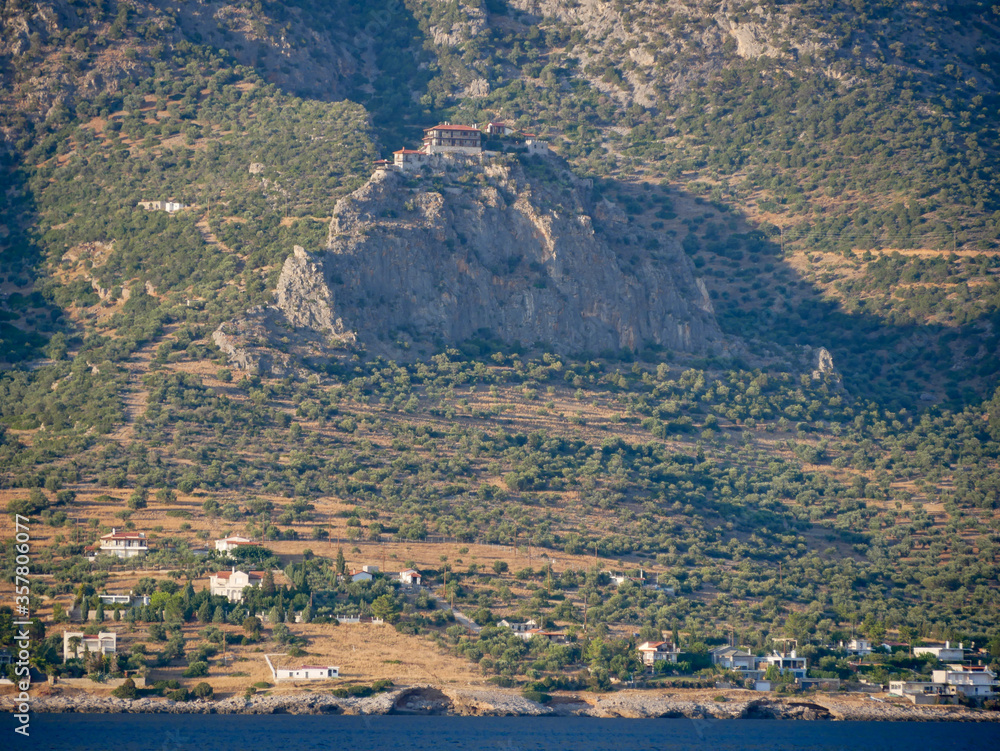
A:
[[182, 661, 209, 678], [192, 682, 214, 699], [522, 689, 551, 704], [111, 677, 137, 699]]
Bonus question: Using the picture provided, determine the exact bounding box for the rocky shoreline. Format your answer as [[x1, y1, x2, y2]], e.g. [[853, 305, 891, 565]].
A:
[[4, 686, 998, 722]]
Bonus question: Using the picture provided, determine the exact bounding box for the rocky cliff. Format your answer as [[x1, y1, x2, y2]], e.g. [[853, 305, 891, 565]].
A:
[[216, 153, 727, 373]]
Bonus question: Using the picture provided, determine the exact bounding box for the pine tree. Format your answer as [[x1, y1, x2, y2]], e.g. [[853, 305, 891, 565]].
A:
[[336, 547, 346, 576], [197, 600, 213, 623], [262, 570, 276, 595]]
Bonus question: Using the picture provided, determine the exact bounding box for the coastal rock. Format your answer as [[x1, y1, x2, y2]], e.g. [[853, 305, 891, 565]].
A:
[[4, 689, 999, 721]]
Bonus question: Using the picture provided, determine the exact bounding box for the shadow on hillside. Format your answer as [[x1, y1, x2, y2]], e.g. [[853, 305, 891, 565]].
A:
[[614, 176, 1000, 411], [0, 160, 63, 366]]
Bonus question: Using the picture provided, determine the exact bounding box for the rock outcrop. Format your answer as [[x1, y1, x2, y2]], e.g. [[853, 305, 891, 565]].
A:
[[217, 153, 727, 372], [5, 687, 998, 721]]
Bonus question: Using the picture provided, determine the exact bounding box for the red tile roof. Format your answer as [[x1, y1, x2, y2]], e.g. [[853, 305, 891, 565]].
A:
[[393, 148, 424, 154], [424, 124, 480, 132], [213, 570, 265, 580]]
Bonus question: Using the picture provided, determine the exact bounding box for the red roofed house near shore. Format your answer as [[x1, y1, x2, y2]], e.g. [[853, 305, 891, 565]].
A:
[[637, 640, 681, 667]]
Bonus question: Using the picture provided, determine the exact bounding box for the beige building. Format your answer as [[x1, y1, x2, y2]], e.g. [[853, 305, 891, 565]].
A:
[[98, 529, 148, 558], [63, 631, 117, 662], [637, 641, 680, 667], [422, 124, 482, 155]]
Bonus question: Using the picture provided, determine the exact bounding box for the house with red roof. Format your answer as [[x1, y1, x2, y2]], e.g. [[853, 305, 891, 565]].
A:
[[214, 535, 260, 553], [637, 640, 681, 667], [422, 123, 482, 155], [97, 529, 148, 558]]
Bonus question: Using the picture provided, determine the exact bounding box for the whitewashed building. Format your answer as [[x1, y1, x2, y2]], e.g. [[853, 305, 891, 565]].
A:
[[98, 592, 150, 607], [891, 665, 997, 704], [843, 638, 873, 656], [209, 569, 265, 602], [275, 664, 340, 681], [215, 535, 259, 552], [137, 200, 187, 213], [759, 649, 808, 679], [914, 641, 965, 662], [398, 569, 422, 586], [932, 664, 997, 699], [63, 631, 117, 661], [498, 619, 538, 633]]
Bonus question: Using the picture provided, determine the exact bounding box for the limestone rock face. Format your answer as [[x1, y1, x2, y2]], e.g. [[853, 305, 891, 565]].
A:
[[217, 154, 728, 371]]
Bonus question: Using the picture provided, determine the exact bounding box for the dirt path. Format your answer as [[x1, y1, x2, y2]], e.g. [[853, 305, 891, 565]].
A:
[[196, 215, 241, 256], [109, 327, 177, 442]]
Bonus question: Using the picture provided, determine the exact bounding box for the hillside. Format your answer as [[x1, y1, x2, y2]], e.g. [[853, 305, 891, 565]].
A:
[[0, 0, 999, 694]]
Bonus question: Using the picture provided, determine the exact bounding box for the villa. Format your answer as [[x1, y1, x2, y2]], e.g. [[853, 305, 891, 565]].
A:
[[209, 569, 265, 602], [63, 631, 117, 662], [97, 529, 148, 558]]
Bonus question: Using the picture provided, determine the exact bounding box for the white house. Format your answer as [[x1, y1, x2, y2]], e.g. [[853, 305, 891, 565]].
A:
[[98, 529, 148, 558], [891, 666, 996, 704], [486, 121, 515, 136], [843, 638, 873, 656], [346, 566, 380, 583], [63, 631, 117, 661], [137, 200, 187, 213], [98, 592, 150, 607], [932, 664, 997, 699], [637, 641, 680, 667], [498, 619, 538, 633], [214, 535, 258, 552], [275, 664, 340, 681], [398, 569, 422, 586], [393, 148, 428, 170], [209, 569, 265, 601], [914, 641, 965, 662], [759, 649, 808, 679]]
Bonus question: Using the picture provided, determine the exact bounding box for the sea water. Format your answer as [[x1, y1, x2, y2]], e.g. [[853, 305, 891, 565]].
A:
[[12, 715, 1000, 751]]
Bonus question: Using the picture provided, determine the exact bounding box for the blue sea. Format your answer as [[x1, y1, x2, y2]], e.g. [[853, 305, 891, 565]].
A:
[[9, 715, 1000, 750]]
